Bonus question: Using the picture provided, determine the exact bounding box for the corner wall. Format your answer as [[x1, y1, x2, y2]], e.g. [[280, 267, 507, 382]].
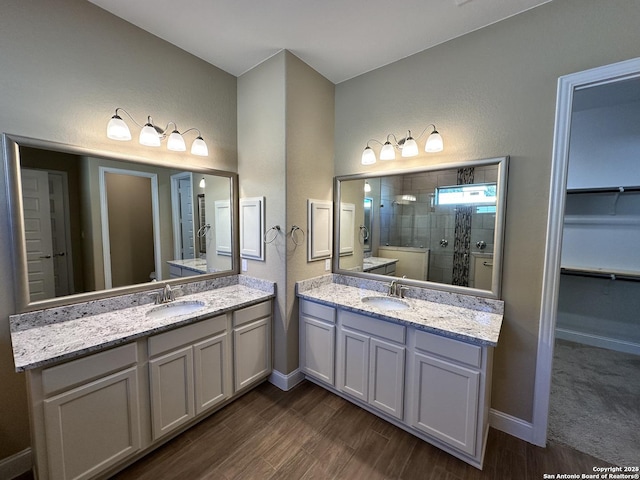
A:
[[334, 0, 640, 422], [238, 51, 335, 376]]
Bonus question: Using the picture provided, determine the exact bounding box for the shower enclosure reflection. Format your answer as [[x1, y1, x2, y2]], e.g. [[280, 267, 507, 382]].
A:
[[335, 157, 508, 298]]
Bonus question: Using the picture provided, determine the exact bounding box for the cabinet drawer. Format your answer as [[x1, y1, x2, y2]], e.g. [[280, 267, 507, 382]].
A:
[[233, 301, 271, 327], [169, 265, 183, 278], [149, 315, 226, 357], [301, 299, 335, 323], [42, 343, 137, 396], [414, 330, 481, 368], [340, 310, 405, 344]]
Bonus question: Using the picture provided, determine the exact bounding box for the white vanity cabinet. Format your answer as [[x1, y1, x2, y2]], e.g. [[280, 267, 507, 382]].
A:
[[297, 295, 495, 469], [407, 330, 486, 456], [33, 343, 141, 480], [299, 299, 336, 385], [24, 297, 274, 480], [232, 301, 272, 392], [336, 310, 406, 420], [148, 314, 230, 440]]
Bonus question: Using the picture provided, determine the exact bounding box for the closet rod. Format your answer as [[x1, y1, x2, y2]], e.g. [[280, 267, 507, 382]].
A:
[[560, 268, 640, 282], [567, 185, 640, 194]]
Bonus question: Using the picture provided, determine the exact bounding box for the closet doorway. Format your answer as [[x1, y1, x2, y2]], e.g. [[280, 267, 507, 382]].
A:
[[534, 57, 640, 464]]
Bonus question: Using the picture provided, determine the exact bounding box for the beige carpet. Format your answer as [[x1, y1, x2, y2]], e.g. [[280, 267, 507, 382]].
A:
[[548, 339, 640, 466]]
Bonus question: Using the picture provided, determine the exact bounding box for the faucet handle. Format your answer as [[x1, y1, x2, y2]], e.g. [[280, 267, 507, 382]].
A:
[[398, 285, 410, 298]]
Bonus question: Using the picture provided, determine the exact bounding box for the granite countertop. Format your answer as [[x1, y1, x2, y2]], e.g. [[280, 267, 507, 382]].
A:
[[297, 279, 503, 346], [362, 256, 399, 272], [167, 258, 208, 274], [11, 282, 274, 372]]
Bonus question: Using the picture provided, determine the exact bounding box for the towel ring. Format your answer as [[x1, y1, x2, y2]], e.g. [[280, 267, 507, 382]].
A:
[[263, 225, 281, 244], [290, 225, 305, 246]]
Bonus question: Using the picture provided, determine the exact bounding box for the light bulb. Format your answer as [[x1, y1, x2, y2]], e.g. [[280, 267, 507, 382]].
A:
[[191, 136, 208, 156], [425, 129, 444, 152], [380, 141, 396, 160], [139, 123, 161, 147], [107, 115, 131, 141], [167, 130, 186, 151], [401, 132, 419, 157], [361, 146, 376, 165]]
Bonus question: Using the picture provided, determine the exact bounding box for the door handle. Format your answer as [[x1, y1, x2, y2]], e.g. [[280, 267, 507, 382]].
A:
[[53, 252, 66, 257], [39, 255, 52, 259]]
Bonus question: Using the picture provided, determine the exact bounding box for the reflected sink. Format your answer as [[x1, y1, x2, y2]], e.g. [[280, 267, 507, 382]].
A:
[[361, 296, 410, 311], [146, 300, 206, 320]]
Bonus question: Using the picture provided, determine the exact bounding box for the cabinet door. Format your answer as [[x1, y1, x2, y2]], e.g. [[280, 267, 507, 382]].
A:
[[300, 315, 335, 385], [43, 367, 140, 480], [369, 338, 405, 420], [149, 346, 195, 440], [233, 317, 271, 391], [337, 327, 369, 402], [411, 352, 479, 455], [194, 332, 229, 414]]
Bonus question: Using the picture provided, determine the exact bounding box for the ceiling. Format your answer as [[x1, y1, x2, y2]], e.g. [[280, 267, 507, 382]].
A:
[[89, 0, 552, 84]]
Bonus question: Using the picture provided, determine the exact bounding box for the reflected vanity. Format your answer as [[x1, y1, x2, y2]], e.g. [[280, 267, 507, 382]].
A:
[[334, 156, 509, 298], [3, 133, 238, 312]]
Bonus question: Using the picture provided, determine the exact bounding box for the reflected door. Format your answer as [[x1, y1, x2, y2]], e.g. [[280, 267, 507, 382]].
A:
[[21, 169, 55, 300]]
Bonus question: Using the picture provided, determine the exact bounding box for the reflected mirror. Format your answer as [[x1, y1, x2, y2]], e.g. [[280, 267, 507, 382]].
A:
[[3, 134, 238, 311], [334, 157, 509, 298]]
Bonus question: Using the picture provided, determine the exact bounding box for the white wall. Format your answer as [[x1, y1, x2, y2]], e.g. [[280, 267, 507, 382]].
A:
[[568, 100, 640, 189]]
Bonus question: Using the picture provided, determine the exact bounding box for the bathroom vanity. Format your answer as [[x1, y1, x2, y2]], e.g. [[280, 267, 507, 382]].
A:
[[10, 277, 274, 480], [297, 274, 503, 469]]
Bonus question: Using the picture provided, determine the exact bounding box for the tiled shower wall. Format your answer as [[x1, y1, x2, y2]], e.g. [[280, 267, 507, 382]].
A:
[[379, 165, 497, 284]]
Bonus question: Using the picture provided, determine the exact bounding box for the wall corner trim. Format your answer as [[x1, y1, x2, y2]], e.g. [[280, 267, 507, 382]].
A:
[[489, 409, 535, 445], [268, 369, 305, 391], [0, 448, 32, 480]]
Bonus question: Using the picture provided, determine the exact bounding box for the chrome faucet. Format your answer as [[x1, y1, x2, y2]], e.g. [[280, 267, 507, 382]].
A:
[[156, 284, 175, 304], [388, 280, 398, 296]]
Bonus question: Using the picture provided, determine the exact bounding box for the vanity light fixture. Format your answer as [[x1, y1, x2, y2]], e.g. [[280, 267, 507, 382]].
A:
[[364, 181, 371, 193], [361, 124, 443, 165], [199, 177, 206, 188], [107, 108, 209, 156]]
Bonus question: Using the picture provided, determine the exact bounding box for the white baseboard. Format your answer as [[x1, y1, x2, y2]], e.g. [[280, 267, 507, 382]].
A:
[[268, 368, 305, 391], [0, 448, 32, 480], [489, 409, 534, 444]]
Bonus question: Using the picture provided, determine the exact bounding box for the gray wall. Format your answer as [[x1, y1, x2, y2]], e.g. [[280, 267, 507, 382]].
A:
[[238, 51, 334, 375], [0, 0, 237, 460], [334, 0, 640, 421]]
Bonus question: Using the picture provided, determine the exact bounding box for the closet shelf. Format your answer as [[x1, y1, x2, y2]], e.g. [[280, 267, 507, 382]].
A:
[[567, 185, 640, 194], [561, 266, 640, 282], [564, 214, 640, 226]]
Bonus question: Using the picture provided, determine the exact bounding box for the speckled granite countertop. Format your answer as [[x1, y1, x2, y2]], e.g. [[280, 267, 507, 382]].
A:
[[362, 256, 398, 272], [297, 275, 503, 346], [167, 258, 208, 274], [11, 276, 275, 372]]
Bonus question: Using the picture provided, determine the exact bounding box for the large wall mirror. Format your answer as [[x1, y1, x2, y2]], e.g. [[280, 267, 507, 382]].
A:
[[3, 133, 238, 312], [334, 156, 509, 298]]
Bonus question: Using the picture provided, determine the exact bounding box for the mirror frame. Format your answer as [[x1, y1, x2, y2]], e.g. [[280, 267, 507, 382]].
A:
[[3, 133, 240, 313], [333, 156, 509, 299]]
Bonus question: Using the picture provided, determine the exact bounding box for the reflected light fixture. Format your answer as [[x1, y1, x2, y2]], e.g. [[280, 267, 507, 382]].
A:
[[361, 124, 443, 165], [199, 177, 206, 188], [364, 181, 371, 193], [107, 108, 209, 156]]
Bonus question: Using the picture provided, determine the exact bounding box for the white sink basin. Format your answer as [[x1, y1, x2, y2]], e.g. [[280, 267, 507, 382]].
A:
[[361, 296, 410, 311], [146, 300, 206, 320]]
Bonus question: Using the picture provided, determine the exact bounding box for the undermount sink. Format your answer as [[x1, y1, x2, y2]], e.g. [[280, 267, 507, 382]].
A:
[[146, 300, 206, 320], [361, 296, 410, 311]]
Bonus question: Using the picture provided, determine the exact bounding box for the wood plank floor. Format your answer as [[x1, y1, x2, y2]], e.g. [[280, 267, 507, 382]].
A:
[[99, 380, 612, 480]]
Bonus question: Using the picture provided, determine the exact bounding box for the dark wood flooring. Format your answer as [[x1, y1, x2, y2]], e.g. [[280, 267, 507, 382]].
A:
[[14, 379, 611, 480], [110, 380, 610, 480]]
